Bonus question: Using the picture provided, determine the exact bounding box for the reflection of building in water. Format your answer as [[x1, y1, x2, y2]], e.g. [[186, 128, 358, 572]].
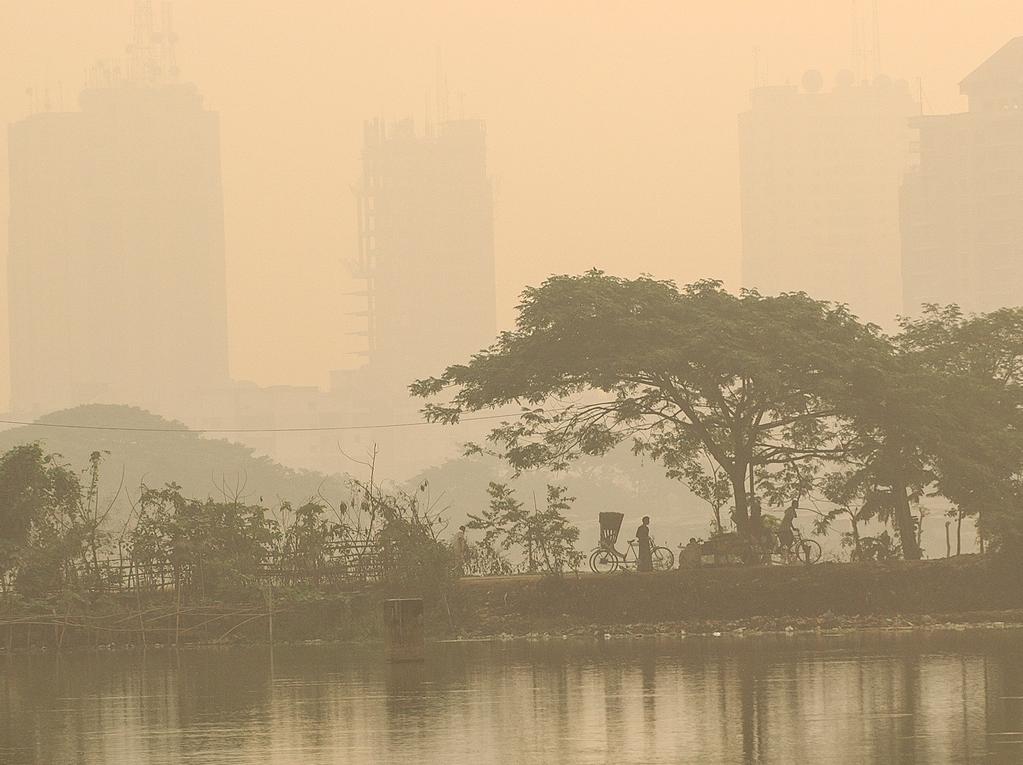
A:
[[7, 2, 229, 417], [739, 70, 917, 326], [901, 37, 1023, 315]]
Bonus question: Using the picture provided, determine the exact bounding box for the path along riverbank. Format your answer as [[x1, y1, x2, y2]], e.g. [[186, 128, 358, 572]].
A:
[[1, 555, 1020, 651]]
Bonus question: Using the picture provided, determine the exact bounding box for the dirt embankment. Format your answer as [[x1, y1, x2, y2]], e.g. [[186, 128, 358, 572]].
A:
[[3, 556, 1021, 651], [446, 555, 1023, 637]]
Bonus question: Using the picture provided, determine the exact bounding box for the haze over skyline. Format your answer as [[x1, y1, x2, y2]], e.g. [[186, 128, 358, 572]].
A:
[[3, 1, 1022, 415]]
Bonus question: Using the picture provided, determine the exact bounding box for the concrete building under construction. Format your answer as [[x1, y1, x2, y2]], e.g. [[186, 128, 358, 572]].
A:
[[900, 37, 1023, 315], [739, 70, 918, 326], [6, 2, 229, 417], [349, 117, 496, 398]]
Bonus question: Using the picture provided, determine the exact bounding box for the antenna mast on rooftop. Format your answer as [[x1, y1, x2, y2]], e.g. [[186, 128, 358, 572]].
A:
[[127, 0, 179, 84], [752, 46, 767, 89], [852, 0, 882, 81], [872, 0, 882, 76], [436, 48, 450, 124]]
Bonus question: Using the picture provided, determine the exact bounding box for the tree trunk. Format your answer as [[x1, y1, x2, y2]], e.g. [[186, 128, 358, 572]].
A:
[[850, 517, 861, 560], [956, 511, 963, 556], [731, 476, 750, 534], [891, 480, 922, 560]]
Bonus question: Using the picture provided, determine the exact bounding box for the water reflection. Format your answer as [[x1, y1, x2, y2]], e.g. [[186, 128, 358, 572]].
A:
[[2, 630, 1023, 763]]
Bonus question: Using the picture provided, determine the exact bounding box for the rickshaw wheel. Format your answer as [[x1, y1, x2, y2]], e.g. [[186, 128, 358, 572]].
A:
[[589, 548, 620, 574]]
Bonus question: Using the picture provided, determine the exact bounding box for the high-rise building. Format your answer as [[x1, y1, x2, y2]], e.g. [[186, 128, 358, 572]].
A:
[[351, 117, 496, 394], [7, 2, 229, 416], [901, 37, 1023, 315], [739, 70, 918, 326]]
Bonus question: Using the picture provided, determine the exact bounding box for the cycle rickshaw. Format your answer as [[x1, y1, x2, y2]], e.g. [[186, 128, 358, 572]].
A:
[[588, 511, 675, 573]]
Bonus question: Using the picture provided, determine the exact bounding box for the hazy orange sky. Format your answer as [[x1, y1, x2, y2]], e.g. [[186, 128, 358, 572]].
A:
[[2, 1, 1022, 411]]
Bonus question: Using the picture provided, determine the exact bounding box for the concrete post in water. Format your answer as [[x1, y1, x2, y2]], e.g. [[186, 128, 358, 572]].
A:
[[383, 598, 425, 662]]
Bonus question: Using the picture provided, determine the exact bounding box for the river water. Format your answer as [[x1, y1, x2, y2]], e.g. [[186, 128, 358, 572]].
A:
[[2, 629, 1022, 764]]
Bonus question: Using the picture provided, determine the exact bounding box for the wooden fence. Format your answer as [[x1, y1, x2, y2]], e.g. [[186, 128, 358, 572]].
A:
[[0, 541, 387, 597]]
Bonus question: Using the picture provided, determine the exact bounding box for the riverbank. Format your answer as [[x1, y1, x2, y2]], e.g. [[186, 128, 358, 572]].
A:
[[445, 554, 1023, 639], [1, 555, 1020, 651]]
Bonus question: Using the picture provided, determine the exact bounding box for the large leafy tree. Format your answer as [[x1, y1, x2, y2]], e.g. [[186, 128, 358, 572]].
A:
[[819, 305, 1023, 560], [895, 306, 1023, 552], [831, 361, 953, 559], [0, 443, 88, 593], [413, 272, 889, 538]]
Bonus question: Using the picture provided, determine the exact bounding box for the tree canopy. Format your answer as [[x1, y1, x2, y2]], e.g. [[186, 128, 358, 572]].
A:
[[414, 272, 890, 534], [414, 271, 1023, 560]]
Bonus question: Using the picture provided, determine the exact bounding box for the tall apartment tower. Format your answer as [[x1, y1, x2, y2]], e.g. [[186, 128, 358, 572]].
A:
[[352, 117, 496, 395], [7, 2, 229, 416], [739, 71, 918, 326], [901, 38, 1023, 315]]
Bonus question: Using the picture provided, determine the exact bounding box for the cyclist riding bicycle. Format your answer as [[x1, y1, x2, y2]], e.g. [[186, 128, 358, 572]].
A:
[[778, 500, 798, 550]]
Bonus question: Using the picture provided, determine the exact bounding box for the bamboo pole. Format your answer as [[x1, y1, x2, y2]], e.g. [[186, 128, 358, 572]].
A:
[[135, 577, 147, 650], [267, 586, 274, 646], [175, 567, 181, 647]]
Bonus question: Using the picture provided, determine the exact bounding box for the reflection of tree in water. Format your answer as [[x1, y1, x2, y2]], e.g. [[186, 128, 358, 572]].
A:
[[602, 656, 627, 756], [0, 652, 146, 763], [895, 653, 920, 761], [7, 634, 1023, 762], [775, 652, 812, 763], [173, 648, 273, 736], [530, 649, 574, 760], [983, 637, 1023, 757], [736, 649, 766, 763], [639, 647, 657, 756]]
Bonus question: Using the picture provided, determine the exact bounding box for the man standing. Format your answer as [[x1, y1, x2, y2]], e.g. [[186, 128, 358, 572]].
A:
[[637, 516, 652, 572]]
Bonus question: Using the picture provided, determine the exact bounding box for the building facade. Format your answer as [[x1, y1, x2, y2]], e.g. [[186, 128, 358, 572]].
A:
[[901, 38, 1023, 315], [739, 70, 917, 326], [351, 117, 496, 394], [7, 6, 229, 417]]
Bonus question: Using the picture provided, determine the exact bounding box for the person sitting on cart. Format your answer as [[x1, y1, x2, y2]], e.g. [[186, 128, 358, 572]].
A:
[[636, 516, 653, 572], [681, 537, 703, 568]]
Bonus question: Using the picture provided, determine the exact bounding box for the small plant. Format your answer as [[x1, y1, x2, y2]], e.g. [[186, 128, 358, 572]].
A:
[[467, 482, 583, 575]]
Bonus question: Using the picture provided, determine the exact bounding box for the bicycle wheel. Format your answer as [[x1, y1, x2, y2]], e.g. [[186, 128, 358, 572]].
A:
[[589, 548, 620, 574], [652, 546, 675, 571], [792, 538, 822, 564]]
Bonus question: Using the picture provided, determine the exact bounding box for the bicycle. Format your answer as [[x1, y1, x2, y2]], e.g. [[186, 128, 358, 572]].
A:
[[588, 537, 675, 573], [751, 528, 822, 565]]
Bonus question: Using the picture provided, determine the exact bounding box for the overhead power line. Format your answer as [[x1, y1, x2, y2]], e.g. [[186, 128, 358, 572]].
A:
[[0, 411, 516, 435]]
